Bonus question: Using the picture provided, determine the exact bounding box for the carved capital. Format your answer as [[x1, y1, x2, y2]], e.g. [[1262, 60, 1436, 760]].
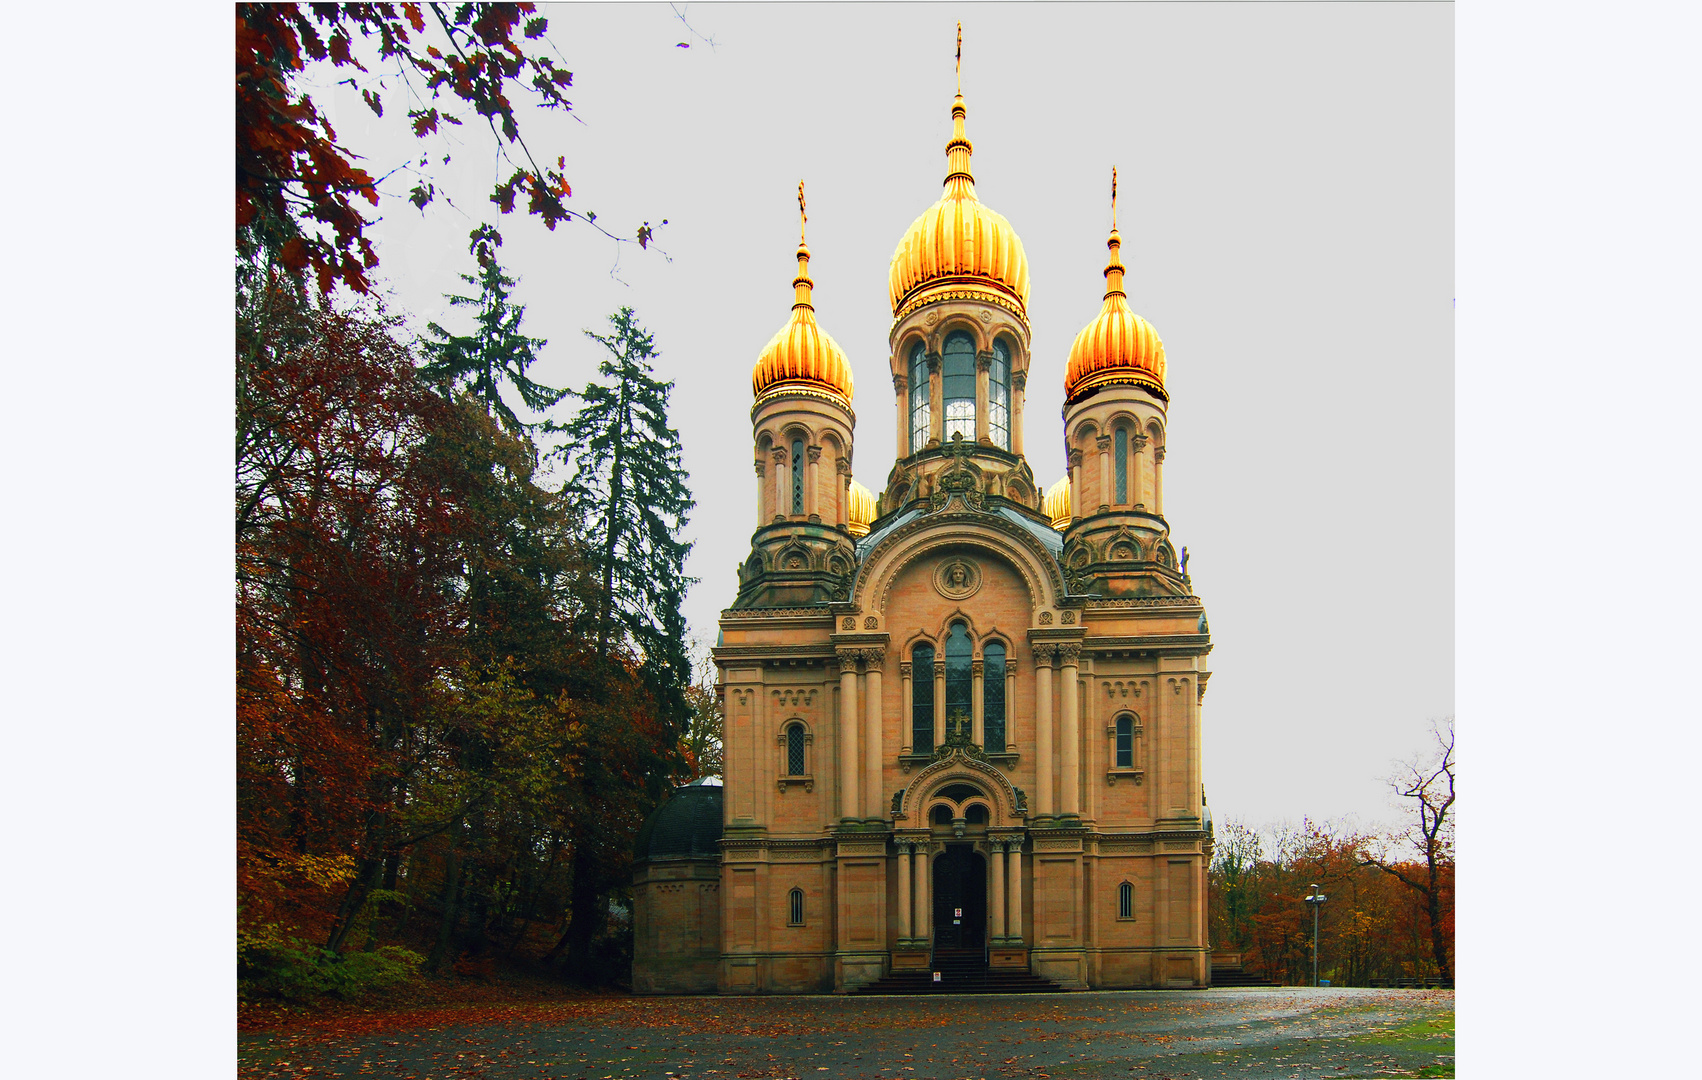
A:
[[1154, 446, 1167, 463], [807, 445, 823, 463], [1056, 643, 1081, 666], [892, 371, 907, 393], [1030, 643, 1056, 664], [835, 458, 852, 475], [754, 461, 766, 477], [772, 448, 789, 464], [835, 647, 864, 668], [896, 840, 913, 855], [926, 354, 941, 373], [899, 661, 913, 679], [1012, 371, 1027, 392], [861, 648, 886, 672], [1133, 433, 1149, 450], [1096, 435, 1112, 452], [971, 658, 985, 677], [1068, 448, 1084, 467], [976, 352, 993, 372]]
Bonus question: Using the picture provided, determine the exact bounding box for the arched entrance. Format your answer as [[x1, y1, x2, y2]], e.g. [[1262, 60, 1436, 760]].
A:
[[931, 845, 986, 953]]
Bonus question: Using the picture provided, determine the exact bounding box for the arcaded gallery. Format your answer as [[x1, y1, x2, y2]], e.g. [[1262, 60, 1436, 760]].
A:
[[633, 68, 1216, 995]]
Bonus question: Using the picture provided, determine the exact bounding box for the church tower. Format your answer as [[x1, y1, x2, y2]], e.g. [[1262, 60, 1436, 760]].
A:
[[880, 54, 1042, 516], [733, 185, 861, 608], [1059, 171, 1190, 599]]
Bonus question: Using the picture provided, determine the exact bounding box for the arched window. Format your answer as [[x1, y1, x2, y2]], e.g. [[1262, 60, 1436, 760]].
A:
[[791, 437, 805, 514], [912, 643, 935, 753], [989, 340, 1011, 450], [788, 887, 805, 926], [1116, 714, 1134, 768], [908, 344, 930, 453], [983, 641, 1006, 751], [945, 622, 972, 736], [786, 723, 806, 776], [1114, 427, 1129, 505], [942, 332, 976, 442], [1118, 881, 1134, 920]]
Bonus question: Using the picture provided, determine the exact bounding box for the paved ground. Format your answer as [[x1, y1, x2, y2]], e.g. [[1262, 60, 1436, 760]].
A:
[[238, 987, 1454, 1080]]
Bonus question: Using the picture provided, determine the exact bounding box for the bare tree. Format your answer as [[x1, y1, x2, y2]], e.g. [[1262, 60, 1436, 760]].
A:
[[1361, 718, 1455, 984]]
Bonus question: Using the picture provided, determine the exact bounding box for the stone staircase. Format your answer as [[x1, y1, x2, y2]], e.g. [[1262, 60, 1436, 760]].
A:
[[1210, 954, 1282, 988], [853, 948, 1065, 995]]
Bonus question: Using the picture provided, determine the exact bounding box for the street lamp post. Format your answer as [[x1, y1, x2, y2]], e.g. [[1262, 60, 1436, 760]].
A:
[[1302, 884, 1328, 987]]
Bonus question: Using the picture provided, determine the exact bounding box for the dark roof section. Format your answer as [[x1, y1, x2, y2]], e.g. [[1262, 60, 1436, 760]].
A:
[[634, 784, 724, 861]]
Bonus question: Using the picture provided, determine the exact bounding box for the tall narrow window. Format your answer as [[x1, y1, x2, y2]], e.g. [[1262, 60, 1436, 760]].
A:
[[909, 344, 931, 453], [989, 340, 1011, 450], [788, 887, 805, 926], [945, 622, 972, 736], [1116, 714, 1133, 768], [942, 332, 976, 442], [983, 641, 1006, 751], [791, 438, 805, 514], [786, 724, 806, 776], [1118, 881, 1134, 919], [912, 644, 935, 752], [1114, 427, 1129, 505]]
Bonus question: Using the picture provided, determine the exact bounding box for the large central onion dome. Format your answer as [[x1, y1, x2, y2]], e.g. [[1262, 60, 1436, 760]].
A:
[[753, 186, 854, 405], [1064, 172, 1167, 403], [888, 89, 1031, 323]]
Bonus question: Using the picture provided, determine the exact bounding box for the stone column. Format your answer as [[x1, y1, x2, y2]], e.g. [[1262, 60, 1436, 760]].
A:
[[1096, 435, 1112, 512], [896, 841, 913, 941], [1059, 643, 1081, 817], [971, 657, 986, 746], [1068, 448, 1083, 515], [990, 839, 1007, 940], [863, 650, 884, 820], [1007, 838, 1024, 943], [1032, 644, 1055, 816], [754, 460, 766, 527], [835, 459, 850, 527], [1154, 445, 1166, 516], [772, 447, 789, 521], [975, 352, 991, 444], [893, 371, 909, 458], [1004, 658, 1018, 752], [1012, 371, 1027, 458], [806, 445, 822, 520], [1132, 433, 1148, 509], [928, 355, 943, 447], [915, 843, 931, 943], [934, 660, 947, 748], [899, 661, 913, 752], [837, 651, 860, 820]]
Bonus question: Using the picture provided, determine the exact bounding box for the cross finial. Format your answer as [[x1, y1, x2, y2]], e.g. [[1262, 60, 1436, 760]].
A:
[[1111, 166, 1119, 231], [956, 22, 962, 94], [797, 179, 807, 243]]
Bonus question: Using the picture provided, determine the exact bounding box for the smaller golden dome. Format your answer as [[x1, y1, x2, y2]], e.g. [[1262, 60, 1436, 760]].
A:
[[1044, 476, 1073, 531], [846, 480, 877, 537], [1064, 169, 1167, 404], [753, 183, 854, 405]]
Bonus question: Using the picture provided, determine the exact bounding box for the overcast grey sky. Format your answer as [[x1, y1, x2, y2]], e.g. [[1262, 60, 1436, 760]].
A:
[[319, 2, 1454, 835]]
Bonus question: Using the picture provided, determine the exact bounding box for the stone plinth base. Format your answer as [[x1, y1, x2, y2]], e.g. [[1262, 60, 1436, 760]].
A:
[[890, 947, 931, 971], [989, 946, 1029, 970]]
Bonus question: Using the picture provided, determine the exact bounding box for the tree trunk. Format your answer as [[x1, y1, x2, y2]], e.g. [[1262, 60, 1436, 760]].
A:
[[558, 840, 604, 981], [427, 842, 464, 972], [326, 855, 382, 953]]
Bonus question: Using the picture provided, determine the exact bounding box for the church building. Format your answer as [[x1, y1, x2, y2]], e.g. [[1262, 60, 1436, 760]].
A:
[[633, 62, 1215, 994]]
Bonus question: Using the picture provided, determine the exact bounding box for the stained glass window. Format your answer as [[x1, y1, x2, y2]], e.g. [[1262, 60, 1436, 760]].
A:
[[909, 344, 930, 453], [1114, 427, 1128, 505], [989, 340, 1011, 451], [912, 644, 935, 752], [945, 622, 972, 734], [787, 724, 805, 775], [791, 438, 804, 514], [942, 332, 976, 443], [983, 641, 1006, 751], [1116, 714, 1133, 768]]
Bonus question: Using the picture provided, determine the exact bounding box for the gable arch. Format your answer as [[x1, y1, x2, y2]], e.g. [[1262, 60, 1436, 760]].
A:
[[898, 757, 1027, 825], [852, 516, 1066, 615]]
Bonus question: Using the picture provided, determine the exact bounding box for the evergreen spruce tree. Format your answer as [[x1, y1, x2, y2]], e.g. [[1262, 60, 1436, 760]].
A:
[[556, 306, 696, 719], [421, 226, 567, 434]]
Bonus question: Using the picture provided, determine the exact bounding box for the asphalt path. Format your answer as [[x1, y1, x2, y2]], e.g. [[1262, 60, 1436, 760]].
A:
[[238, 986, 1455, 1080]]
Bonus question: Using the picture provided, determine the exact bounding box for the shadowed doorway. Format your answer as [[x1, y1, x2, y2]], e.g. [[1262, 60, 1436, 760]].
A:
[[931, 845, 987, 953]]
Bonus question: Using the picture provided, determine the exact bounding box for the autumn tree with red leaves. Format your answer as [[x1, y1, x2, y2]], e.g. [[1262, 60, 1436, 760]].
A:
[[236, 3, 660, 294]]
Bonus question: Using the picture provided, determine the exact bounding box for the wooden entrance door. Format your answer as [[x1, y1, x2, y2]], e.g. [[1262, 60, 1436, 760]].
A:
[[931, 845, 986, 951]]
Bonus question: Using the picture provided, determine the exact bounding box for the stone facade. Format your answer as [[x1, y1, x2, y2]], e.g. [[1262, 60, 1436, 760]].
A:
[[633, 82, 1215, 995]]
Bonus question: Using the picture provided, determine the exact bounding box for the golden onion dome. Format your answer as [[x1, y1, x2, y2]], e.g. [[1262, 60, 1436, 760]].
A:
[[753, 183, 854, 406], [1064, 169, 1167, 404], [846, 480, 877, 538], [1044, 476, 1074, 531], [888, 81, 1030, 322]]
